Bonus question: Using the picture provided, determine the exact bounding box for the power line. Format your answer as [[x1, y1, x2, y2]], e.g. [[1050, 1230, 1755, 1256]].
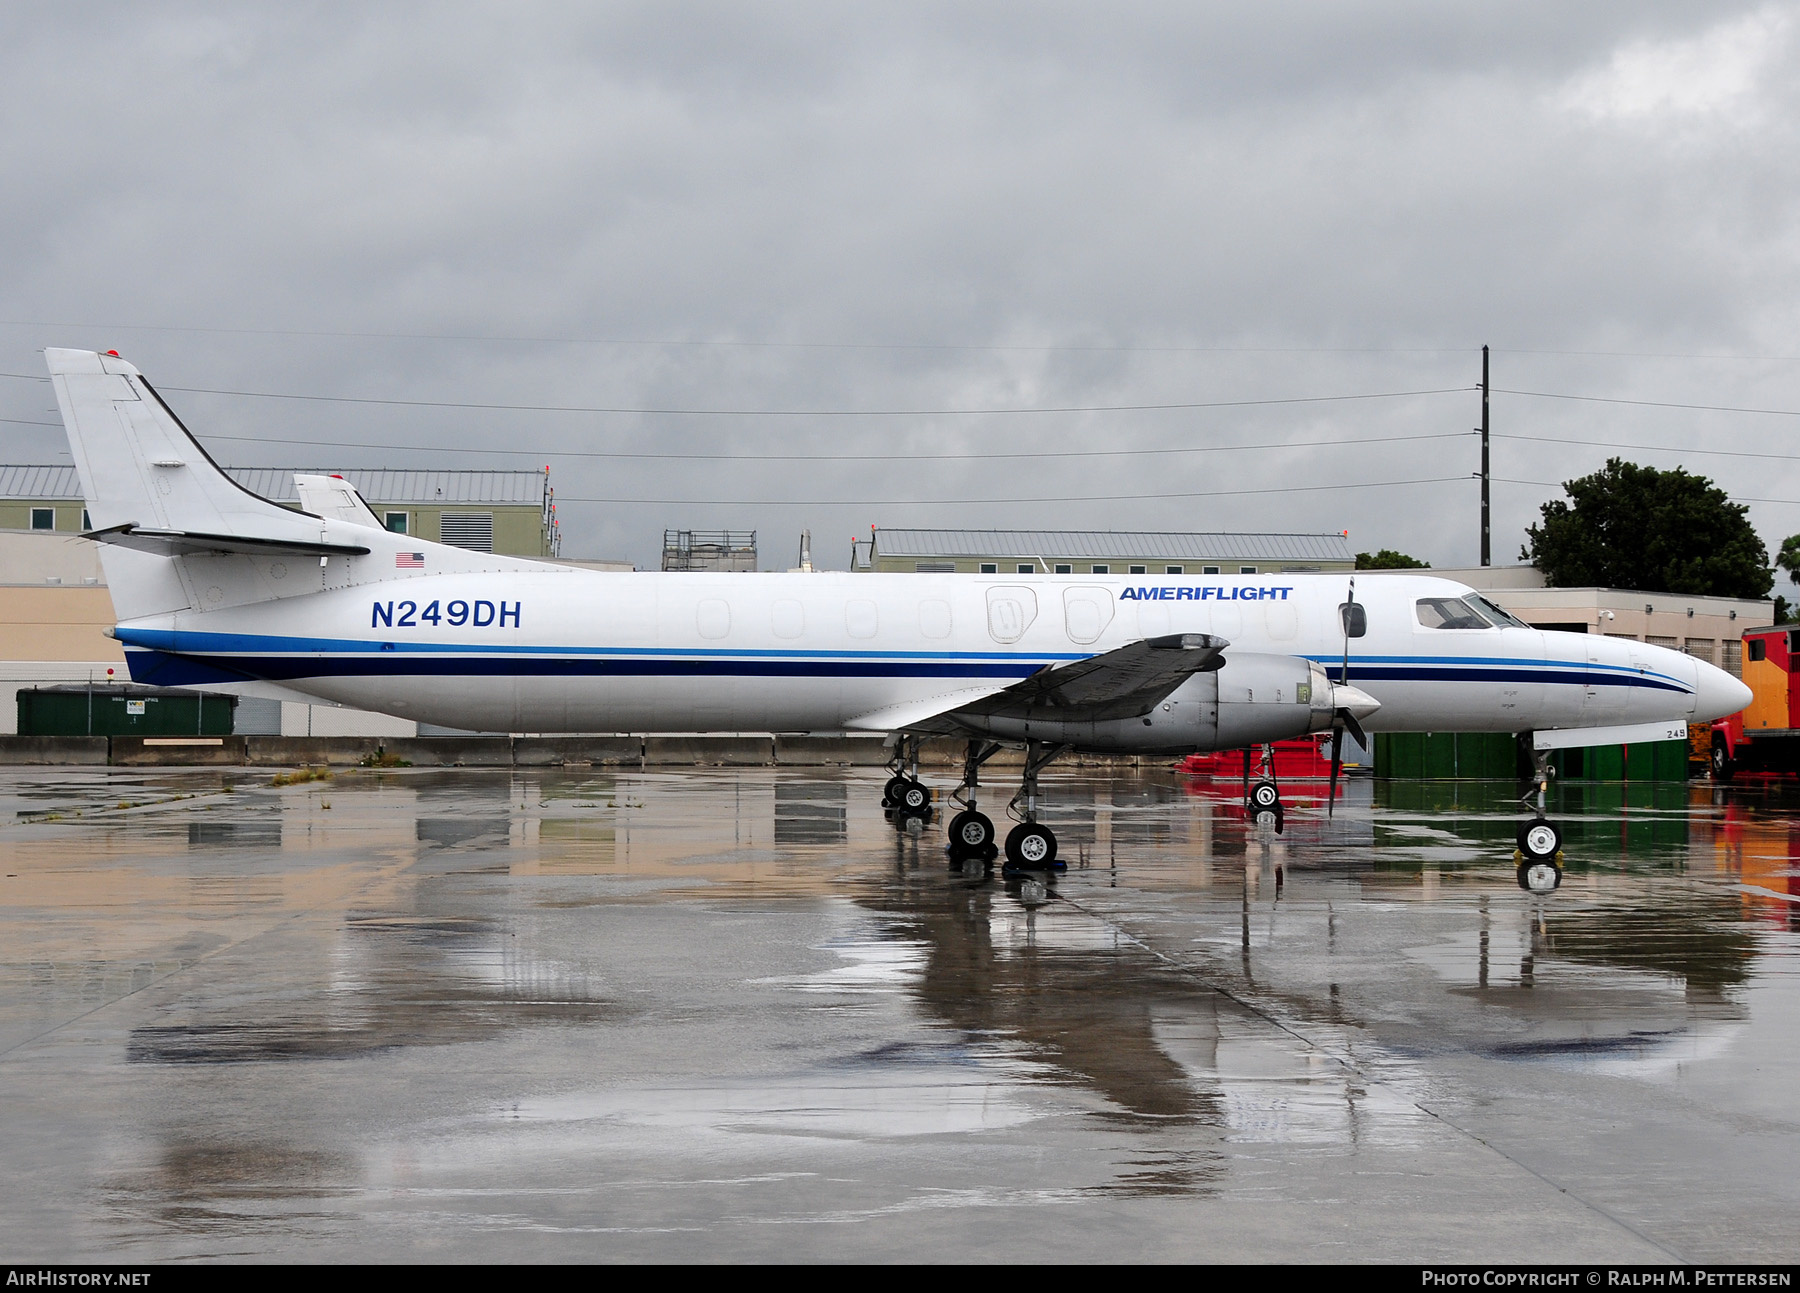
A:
[[157, 382, 1474, 418], [1494, 432, 1800, 464], [0, 369, 1467, 416], [547, 476, 1468, 506], [1495, 387, 1800, 418], [1493, 476, 1800, 507], [191, 428, 1462, 462], [0, 319, 1479, 356]]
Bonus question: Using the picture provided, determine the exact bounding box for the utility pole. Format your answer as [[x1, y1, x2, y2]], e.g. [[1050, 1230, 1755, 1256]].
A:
[[1480, 344, 1491, 567]]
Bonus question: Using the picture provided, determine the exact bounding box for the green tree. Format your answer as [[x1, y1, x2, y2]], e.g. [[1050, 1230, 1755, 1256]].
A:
[[1355, 549, 1430, 570], [1776, 534, 1800, 586], [1521, 458, 1771, 598]]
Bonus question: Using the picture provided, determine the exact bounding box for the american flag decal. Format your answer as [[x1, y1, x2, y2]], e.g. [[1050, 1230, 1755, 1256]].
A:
[[396, 552, 425, 568]]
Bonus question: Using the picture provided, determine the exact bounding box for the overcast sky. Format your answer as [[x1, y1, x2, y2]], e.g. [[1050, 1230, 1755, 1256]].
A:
[[4, 2, 1799, 571]]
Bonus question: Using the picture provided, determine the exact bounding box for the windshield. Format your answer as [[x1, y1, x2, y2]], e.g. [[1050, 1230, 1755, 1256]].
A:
[[1471, 595, 1528, 629], [1416, 596, 1496, 630]]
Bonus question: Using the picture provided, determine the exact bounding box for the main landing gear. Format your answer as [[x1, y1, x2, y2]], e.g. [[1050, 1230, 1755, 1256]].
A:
[[884, 738, 1071, 872], [1001, 741, 1069, 871], [883, 736, 933, 826], [946, 739, 1001, 863], [1516, 743, 1564, 894], [1242, 745, 1284, 833]]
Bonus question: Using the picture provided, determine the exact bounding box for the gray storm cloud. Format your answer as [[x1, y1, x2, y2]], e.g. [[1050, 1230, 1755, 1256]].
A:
[[2, 2, 1796, 569]]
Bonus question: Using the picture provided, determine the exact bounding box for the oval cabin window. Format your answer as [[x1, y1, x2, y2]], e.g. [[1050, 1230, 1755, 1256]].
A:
[[697, 599, 731, 640], [846, 599, 879, 639], [772, 599, 805, 639]]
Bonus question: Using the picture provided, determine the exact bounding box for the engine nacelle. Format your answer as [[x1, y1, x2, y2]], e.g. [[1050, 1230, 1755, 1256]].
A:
[[973, 653, 1334, 754]]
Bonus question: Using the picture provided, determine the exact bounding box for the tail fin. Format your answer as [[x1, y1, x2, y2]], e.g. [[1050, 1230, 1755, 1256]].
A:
[[46, 348, 364, 620], [48, 348, 559, 627], [47, 348, 321, 539]]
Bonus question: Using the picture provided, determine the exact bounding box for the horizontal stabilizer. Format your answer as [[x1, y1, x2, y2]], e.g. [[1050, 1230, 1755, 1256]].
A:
[[84, 523, 371, 559]]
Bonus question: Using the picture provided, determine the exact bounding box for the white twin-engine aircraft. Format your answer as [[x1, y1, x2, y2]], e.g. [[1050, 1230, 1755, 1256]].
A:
[[47, 348, 1751, 893]]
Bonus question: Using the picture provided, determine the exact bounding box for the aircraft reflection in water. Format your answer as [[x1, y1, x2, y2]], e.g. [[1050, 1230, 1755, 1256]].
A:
[[116, 770, 1760, 1107]]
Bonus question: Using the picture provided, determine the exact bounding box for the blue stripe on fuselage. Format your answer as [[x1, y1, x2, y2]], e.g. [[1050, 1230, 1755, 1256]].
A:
[[118, 628, 1693, 695]]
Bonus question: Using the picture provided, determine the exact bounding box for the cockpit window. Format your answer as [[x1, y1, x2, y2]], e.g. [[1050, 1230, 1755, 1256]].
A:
[[1472, 595, 1527, 629], [1416, 596, 1496, 630]]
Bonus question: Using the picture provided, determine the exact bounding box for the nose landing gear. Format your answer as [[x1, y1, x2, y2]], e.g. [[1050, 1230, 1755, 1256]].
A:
[[1516, 743, 1564, 893]]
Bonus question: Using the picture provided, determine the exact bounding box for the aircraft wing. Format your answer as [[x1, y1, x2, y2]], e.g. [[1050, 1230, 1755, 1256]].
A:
[[845, 633, 1228, 735]]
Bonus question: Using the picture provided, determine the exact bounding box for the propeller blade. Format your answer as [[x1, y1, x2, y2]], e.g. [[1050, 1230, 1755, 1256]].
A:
[[1340, 707, 1367, 747]]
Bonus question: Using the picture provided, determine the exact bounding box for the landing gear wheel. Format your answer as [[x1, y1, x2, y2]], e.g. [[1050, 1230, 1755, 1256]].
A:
[[1517, 861, 1562, 894], [1004, 822, 1059, 870], [947, 810, 996, 856], [1517, 818, 1561, 861], [882, 774, 910, 806], [1250, 779, 1281, 812], [894, 779, 931, 814]]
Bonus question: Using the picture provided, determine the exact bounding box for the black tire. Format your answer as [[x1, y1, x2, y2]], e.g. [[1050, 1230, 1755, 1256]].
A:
[[947, 810, 996, 855], [1250, 779, 1280, 811], [882, 773, 910, 805], [1516, 818, 1561, 861], [896, 779, 931, 813], [1004, 822, 1059, 869], [1711, 738, 1735, 783]]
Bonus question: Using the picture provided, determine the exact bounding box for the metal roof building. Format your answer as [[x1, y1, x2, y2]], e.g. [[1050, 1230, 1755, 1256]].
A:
[[853, 528, 1355, 575], [0, 465, 556, 557]]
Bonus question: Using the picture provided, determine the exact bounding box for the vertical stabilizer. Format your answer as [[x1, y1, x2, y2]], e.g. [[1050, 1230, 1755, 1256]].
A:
[[46, 348, 330, 619]]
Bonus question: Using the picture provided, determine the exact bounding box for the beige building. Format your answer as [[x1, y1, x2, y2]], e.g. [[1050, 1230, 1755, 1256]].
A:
[[852, 528, 1356, 575], [1, 465, 558, 558]]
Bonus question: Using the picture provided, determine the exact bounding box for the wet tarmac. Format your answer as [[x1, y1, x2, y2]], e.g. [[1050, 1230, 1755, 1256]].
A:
[[1, 764, 1797, 1262]]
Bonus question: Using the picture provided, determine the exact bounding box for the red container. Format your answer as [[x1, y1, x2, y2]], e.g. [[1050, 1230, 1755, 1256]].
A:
[[1177, 735, 1335, 780]]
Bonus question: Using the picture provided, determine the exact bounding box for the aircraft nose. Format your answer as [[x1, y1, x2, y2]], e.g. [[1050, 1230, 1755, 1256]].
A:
[[1693, 662, 1752, 723]]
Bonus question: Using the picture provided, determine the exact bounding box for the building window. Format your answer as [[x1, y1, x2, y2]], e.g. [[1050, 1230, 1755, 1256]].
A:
[[1240, 566, 1257, 574], [385, 512, 408, 534], [1129, 565, 1146, 575], [1090, 564, 1108, 574], [30, 508, 53, 530], [1201, 566, 1219, 575], [1054, 564, 1072, 574], [1167, 565, 1183, 575], [81, 510, 90, 529], [979, 563, 998, 574], [1016, 563, 1033, 574]]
